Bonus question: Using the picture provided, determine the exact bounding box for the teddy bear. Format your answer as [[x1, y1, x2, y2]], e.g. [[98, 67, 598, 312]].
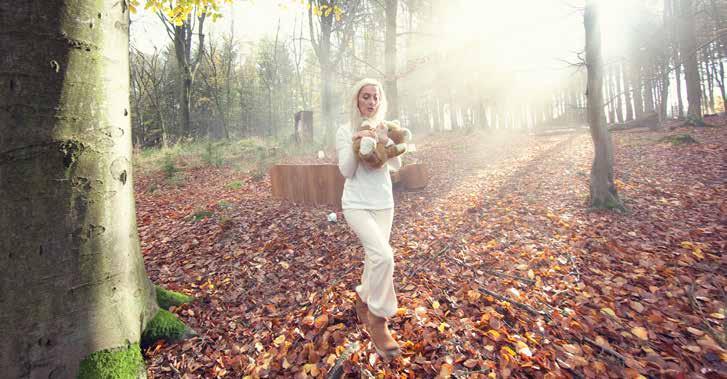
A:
[[352, 119, 412, 169]]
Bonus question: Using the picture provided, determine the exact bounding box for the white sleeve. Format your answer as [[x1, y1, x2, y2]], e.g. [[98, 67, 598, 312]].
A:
[[385, 139, 402, 171], [336, 126, 358, 178]]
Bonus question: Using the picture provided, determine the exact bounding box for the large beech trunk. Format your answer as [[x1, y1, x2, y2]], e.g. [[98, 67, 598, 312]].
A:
[[0, 1, 157, 377]]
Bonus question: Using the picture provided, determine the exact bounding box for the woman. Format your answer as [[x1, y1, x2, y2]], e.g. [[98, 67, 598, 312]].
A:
[[335, 78, 403, 359]]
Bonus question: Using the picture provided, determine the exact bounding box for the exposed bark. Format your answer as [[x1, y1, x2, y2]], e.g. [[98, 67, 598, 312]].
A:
[[584, 0, 624, 211], [0, 1, 157, 377]]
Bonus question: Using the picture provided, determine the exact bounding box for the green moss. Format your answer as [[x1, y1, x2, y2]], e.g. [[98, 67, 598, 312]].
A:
[[590, 196, 626, 213], [141, 309, 193, 347], [155, 285, 193, 309], [77, 343, 144, 379], [226, 181, 243, 190], [659, 134, 697, 145], [190, 210, 214, 222]]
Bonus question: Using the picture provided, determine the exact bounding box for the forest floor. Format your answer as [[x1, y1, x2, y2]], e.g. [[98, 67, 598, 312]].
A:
[[137, 118, 726, 379]]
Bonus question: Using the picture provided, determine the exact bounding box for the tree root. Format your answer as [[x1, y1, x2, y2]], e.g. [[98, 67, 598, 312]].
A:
[[141, 309, 196, 348], [155, 285, 194, 309]]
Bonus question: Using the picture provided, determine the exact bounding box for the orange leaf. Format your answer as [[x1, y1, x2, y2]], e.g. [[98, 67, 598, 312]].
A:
[[631, 326, 648, 340], [314, 314, 328, 329]]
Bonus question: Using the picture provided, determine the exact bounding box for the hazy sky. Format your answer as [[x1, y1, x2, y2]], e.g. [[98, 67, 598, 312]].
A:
[[130, 0, 634, 57], [130, 1, 304, 53], [129, 0, 640, 99]]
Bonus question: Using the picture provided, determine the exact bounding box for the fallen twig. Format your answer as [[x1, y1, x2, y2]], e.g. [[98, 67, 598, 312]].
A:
[[687, 282, 727, 349], [326, 341, 361, 379], [567, 252, 581, 282], [448, 255, 536, 285], [405, 244, 452, 278], [473, 279, 552, 320], [581, 336, 626, 363]]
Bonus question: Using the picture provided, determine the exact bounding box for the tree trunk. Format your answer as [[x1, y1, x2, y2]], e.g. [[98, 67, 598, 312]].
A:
[[311, 7, 335, 140], [584, 0, 623, 210], [0, 1, 157, 377], [705, 50, 715, 114], [613, 64, 624, 123], [711, 0, 727, 114], [679, 0, 703, 122], [715, 57, 726, 114], [605, 66, 616, 123], [171, 11, 205, 137], [658, 67, 671, 127], [385, 0, 399, 119], [644, 66, 655, 113], [174, 24, 192, 136], [622, 62, 634, 121], [671, 0, 685, 118], [632, 65, 644, 118]]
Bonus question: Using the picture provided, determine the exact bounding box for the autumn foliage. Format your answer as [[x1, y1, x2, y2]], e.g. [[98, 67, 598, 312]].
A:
[[138, 119, 726, 378]]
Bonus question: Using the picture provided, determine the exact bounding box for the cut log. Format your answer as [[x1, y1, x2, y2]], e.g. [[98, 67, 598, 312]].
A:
[[400, 163, 429, 190], [270, 164, 344, 208], [609, 112, 658, 131], [269, 163, 424, 209]]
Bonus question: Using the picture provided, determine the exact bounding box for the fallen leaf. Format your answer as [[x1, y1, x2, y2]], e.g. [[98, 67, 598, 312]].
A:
[[273, 335, 285, 347], [684, 345, 701, 353], [629, 301, 645, 313], [438, 363, 454, 378], [631, 326, 648, 340], [314, 314, 328, 329], [601, 307, 617, 318], [515, 341, 533, 357], [438, 322, 449, 333]]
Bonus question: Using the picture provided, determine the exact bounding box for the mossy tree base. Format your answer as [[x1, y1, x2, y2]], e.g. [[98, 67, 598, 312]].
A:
[[155, 285, 193, 309], [141, 309, 196, 348], [77, 344, 146, 379], [589, 195, 627, 213]]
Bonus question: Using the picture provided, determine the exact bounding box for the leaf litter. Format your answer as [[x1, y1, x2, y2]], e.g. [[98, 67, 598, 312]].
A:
[[139, 122, 726, 378]]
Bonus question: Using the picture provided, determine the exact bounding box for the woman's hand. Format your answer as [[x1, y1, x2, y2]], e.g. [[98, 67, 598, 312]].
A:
[[375, 122, 389, 144], [352, 129, 376, 141]]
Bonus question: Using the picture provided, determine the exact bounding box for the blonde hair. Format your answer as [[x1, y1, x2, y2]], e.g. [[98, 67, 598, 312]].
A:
[[349, 78, 388, 131]]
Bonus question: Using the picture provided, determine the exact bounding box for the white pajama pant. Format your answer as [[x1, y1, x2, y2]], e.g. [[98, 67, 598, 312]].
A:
[[343, 208, 397, 318]]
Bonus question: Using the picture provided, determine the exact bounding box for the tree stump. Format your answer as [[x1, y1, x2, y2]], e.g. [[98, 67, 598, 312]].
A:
[[294, 111, 314, 143], [400, 163, 429, 190], [270, 164, 344, 208]]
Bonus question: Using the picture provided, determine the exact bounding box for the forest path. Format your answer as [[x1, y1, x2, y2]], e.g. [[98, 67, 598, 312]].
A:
[[140, 124, 726, 378]]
